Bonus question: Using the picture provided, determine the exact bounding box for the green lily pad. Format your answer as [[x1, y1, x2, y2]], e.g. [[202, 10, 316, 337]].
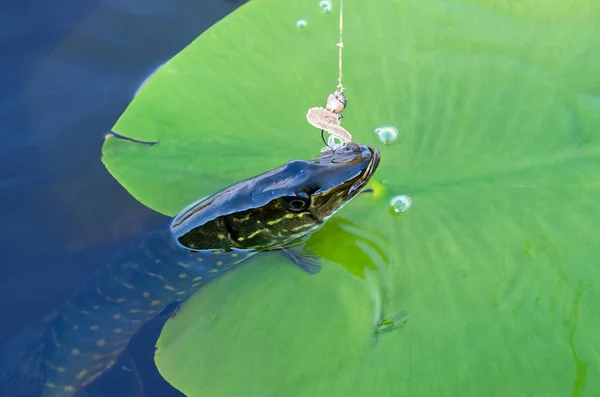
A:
[[102, 0, 600, 395], [101, 0, 353, 216]]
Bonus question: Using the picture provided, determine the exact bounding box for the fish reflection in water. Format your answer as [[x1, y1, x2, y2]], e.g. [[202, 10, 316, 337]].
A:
[[0, 142, 380, 396]]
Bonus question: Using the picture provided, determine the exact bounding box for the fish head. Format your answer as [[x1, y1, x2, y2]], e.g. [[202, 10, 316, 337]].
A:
[[171, 142, 380, 251]]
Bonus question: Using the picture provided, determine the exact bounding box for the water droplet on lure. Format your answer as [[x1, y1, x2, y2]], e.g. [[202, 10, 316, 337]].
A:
[[374, 126, 399, 144], [390, 195, 412, 214], [297, 20, 307, 28], [319, 1, 332, 12]]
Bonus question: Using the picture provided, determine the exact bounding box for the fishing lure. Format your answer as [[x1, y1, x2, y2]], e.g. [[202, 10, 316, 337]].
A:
[[306, 90, 352, 148]]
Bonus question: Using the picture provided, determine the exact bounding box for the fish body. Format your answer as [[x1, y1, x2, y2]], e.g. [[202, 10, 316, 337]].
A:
[[1, 226, 249, 397], [0, 142, 380, 396]]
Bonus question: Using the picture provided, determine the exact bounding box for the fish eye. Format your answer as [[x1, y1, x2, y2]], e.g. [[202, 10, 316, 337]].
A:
[[283, 195, 310, 212]]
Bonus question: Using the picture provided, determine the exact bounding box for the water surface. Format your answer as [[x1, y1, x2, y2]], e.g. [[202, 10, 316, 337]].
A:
[[0, 0, 247, 395]]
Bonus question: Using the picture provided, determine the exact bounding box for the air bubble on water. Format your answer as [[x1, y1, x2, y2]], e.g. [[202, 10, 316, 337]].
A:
[[374, 126, 399, 144], [390, 195, 412, 214], [296, 20, 307, 28], [319, 0, 332, 12]]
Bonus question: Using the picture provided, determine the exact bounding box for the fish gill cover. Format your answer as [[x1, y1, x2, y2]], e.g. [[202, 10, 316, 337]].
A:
[[101, 0, 600, 395]]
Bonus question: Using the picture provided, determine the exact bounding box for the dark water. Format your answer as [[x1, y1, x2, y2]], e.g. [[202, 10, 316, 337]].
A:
[[0, 0, 247, 395]]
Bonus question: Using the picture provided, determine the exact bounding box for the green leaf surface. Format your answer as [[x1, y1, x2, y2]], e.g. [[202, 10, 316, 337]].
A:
[[103, 0, 600, 395]]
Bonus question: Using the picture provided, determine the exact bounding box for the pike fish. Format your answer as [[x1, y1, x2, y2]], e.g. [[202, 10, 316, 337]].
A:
[[0, 142, 380, 396]]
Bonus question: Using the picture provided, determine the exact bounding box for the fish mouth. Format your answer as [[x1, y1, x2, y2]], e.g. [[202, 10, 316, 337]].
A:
[[348, 145, 381, 195]]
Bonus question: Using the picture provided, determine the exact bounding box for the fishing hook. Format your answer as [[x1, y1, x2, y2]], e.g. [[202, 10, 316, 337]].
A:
[[321, 130, 334, 150]]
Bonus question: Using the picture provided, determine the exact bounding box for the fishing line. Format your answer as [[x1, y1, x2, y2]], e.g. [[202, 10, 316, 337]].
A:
[[336, 0, 344, 94], [306, 0, 352, 150]]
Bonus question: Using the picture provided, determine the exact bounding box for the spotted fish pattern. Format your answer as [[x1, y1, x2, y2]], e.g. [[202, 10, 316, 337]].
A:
[[1, 224, 255, 396], [0, 142, 380, 397]]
